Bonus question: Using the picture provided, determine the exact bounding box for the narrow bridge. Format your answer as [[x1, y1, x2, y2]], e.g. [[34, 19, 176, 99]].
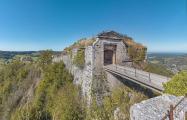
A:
[[104, 65, 171, 93]]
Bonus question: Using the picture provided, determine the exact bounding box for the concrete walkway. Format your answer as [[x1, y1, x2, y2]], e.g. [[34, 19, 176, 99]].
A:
[[104, 64, 171, 93]]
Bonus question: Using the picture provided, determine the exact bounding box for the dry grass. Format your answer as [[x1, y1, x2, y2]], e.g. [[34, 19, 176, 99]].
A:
[[68, 38, 96, 49], [123, 38, 146, 49]]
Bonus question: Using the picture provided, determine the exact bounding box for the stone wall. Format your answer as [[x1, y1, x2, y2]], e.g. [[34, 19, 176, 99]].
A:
[[105, 71, 125, 90], [52, 55, 63, 63], [62, 46, 93, 105]]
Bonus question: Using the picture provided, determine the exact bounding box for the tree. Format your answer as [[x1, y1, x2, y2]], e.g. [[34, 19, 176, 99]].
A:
[[164, 71, 187, 96], [38, 50, 53, 68]]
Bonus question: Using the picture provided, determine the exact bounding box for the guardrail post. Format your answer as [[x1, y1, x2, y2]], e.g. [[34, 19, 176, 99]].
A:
[[169, 105, 174, 120], [135, 68, 136, 77], [149, 72, 151, 82]]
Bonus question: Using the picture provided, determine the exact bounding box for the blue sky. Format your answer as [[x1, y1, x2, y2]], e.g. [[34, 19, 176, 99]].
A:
[[0, 0, 186, 52]]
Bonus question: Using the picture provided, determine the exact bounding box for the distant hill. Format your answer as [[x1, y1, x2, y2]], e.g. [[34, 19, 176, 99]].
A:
[[0, 51, 38, 60], [0, 51, 61, 60]]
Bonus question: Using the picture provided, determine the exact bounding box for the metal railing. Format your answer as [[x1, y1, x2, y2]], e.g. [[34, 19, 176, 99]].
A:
[[109, 65, 156, 82], [106, 64, 170, 82], [104, 64, 169, 92]]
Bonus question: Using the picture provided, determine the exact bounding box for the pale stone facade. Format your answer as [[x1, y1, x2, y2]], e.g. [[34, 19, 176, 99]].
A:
[[93, 37, 130, 74]]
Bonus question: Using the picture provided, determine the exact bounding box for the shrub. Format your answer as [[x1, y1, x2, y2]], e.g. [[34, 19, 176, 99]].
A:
[[38, 50, 53, 69], [49, 83, 86, 120], [73, 49, 85, 69], [164, 71, 187, 96], [128, 46, 146, 62]]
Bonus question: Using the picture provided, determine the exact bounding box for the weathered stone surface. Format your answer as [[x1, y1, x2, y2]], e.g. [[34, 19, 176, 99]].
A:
[[130, 95, 187, 120], [106, 71, 124, 90], [114, 107, 126, 120]]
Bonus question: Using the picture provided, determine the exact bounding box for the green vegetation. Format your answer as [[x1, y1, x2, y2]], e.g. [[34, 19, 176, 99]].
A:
[[64, 38, 95, 59], [0, 51, 39, 63], [1, 50, 83, 120], [144, 63, 174, 77], [164, 71, 187, 96], [68, 38, 95, 49], [10, 61, 85, 120], [0, 61, 40, 120], [73, 49, 85, 69], [1, 49, 179, 120], [89, 72, 148, 120], [0, 49, 148, 120], [38, 50, 53, 69], [0, 51, 61, 64], [0, 51, 37, 60], [0, 50, 85, 120], [128, 46, 147, 64], [124, 36, 147, 63], [88, 86, 148, 120]]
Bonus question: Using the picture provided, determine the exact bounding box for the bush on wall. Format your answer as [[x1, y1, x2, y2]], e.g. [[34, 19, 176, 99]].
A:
[[73, 49, 85, 69], [128, 46, 147, 62]]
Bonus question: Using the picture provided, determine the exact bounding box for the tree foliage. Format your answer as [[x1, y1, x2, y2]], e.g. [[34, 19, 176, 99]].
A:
[[38, 50, 53, 69], [164, 71, 187, 96]]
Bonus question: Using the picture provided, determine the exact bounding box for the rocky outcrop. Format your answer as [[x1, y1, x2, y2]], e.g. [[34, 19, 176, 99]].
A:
[[130, 95, 187, 120]]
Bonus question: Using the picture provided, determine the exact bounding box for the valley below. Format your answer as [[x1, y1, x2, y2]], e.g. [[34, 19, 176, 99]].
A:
[[148, 52, 187, 74]]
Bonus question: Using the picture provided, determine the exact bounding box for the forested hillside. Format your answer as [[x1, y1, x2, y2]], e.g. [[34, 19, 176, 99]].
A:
[[0, 51, 61, 64], [0, 50, 149, 120]]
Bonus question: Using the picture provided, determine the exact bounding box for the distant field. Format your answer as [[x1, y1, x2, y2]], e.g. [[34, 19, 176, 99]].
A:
[[0, 51, 38, 60], [148, 52, 187, 73]]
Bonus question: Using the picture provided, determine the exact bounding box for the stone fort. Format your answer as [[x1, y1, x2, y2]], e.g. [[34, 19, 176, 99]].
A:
[[53, 30, 147, 104], [92, 31, 146, 73], [53, 31, 187, 120]]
